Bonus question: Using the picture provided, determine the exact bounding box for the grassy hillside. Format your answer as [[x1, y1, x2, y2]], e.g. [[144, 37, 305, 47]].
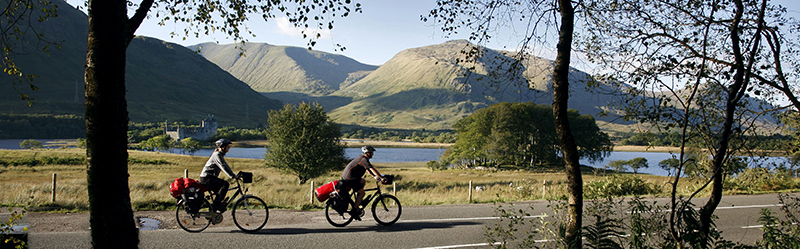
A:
[[0, 1, 282, 128], [328, 40, 628, 130], [193, 42, 378, 95]]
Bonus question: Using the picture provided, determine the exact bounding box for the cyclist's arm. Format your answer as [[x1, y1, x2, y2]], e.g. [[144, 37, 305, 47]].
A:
[[367, 168, 385, 182], [218, 157, 237, 179]]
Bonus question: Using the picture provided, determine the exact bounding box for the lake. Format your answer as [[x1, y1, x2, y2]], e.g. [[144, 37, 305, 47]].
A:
[[154, 147, 716, 176]]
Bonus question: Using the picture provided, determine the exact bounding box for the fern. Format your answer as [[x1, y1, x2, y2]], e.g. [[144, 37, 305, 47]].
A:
[[583, 215, 624, 249]]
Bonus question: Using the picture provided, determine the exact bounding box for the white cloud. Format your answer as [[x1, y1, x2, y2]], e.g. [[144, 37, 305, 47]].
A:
[[274, 17, 332, 40]]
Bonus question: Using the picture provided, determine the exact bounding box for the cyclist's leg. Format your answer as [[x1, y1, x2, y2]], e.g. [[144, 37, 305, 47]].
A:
[[354, 178, 366, 208], [201, 177, 229, 210]]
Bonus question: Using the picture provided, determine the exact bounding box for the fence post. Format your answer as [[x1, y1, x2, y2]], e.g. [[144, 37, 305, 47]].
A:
[[184, 169, 188, 178], [392, 182, 396, 196], [469, 180, 473, 203], [52, 173, 57, 203], [310, 181, 315, 204], [542, 180, 546, 198]]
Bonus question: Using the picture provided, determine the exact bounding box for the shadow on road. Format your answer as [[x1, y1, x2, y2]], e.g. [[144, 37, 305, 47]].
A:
[[218, 221, 482, 235]]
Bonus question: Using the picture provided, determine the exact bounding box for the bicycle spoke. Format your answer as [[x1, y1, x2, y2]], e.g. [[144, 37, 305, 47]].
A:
[[232, 196, 268, 232]]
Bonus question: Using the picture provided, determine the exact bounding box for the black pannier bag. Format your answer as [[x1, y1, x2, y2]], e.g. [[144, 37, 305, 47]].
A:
[[182, 189, 204, 213], [238, 171, 253, 183]]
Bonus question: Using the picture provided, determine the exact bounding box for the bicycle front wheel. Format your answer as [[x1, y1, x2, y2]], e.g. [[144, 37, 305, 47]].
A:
[[232, 196, 269, 232], [325, 198, 354, 227], [176, 199, 213, 232], [372, 195, 401, 226]]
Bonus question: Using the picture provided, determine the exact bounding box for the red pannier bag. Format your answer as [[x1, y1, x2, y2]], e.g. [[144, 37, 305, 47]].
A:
[[314, 180, 339, 202], [169, 178, 185, 198], [170, 177, 208, 198]]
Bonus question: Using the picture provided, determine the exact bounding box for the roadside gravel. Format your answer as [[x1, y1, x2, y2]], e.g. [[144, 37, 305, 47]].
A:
[[21, 209, 319, 233]]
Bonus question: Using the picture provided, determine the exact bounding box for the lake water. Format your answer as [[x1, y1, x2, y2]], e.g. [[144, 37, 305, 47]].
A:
[[1, 139, 789, 177]]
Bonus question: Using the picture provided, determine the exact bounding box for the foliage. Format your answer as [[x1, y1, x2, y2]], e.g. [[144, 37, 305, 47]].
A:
[[607, 157, 648, 174], [18, 139, 42, 149], [179, 137, 201, 155], [341, 127, 457, 144], [426, 160, 446, 171], [1, 198, 30, 249], [0, 114, 84, 139], [0, 155, 169, 166], [756, 193, 800, 248], [214, 127, 268, 141], [264, 103, 346, 184], [580, 0, 800, 241], [484, 202, 560, 249], [0, 156, 84, 166], [725, 167, 800, 193], [136, 135, 173, 152], [583, 175, 661, 199], [443, 102, 612, 169]]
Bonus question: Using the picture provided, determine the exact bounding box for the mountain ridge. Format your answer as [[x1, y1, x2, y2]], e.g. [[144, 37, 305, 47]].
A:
[[0, 0, 282, 127]]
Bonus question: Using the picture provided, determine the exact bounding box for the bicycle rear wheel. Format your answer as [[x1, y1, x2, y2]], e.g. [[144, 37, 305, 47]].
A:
[[176, 199, 213, 232], [232, 196, 269, 232], [372, 195, 401, 226], [325, 198, 354, 227]]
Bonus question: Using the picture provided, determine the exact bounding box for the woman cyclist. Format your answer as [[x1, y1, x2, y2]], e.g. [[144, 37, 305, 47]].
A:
[[200, 138, 238, 212]]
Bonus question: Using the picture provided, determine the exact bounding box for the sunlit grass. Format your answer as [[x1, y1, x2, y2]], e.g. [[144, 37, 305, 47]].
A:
[[1, 148, 795, 213]]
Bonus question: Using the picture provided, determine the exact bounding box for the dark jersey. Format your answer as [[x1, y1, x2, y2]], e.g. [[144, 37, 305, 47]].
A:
[[342, 154, 374, 181]]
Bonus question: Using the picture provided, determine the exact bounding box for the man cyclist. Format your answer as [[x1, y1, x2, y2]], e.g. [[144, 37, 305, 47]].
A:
[[341, 145, 387, 220], [200, 138, 238, 212]]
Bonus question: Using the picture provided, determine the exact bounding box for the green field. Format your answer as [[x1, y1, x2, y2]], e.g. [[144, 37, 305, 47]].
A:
[[0, 148, 795, 212]]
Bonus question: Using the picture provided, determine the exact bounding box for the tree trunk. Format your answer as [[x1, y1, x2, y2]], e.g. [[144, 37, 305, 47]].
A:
[[553, 0, 581, 248], [699, 0, 765, 244], [85, 0, 139, 247]]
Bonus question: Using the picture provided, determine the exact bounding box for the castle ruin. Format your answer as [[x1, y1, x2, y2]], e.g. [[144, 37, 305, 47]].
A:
[[165, 115, 218, 141]]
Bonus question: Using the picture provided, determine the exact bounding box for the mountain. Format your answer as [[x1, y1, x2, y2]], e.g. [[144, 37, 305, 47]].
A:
[[326, 40, 626, 130], [195, 40, 627, 131], [0, 0, 282, 127], [192, 42, 378, 95]]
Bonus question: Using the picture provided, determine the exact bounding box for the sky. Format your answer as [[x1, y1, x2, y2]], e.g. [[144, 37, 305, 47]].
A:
[[63, 0, 550, 67], [65, 0, 800, 68], [130, 0, 489, 66]]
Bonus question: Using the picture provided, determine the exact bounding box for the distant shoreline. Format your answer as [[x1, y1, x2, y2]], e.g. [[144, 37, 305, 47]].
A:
[[237, 139, 686, 152]]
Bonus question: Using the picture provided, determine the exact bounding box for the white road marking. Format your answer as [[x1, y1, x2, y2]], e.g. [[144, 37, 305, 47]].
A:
[[401, 215, 544, 223]]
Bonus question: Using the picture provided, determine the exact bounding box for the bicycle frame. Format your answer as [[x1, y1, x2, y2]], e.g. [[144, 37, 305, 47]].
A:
[[208, 177, 253, 209], [177, 171, 269, 233]]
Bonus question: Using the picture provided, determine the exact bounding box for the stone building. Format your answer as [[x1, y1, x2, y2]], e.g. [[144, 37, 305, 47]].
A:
[[166, 115, 218, 141]]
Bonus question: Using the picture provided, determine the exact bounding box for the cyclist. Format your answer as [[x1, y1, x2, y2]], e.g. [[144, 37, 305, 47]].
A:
[[200, 138, 238, 212], [341, 145, 387, 220]]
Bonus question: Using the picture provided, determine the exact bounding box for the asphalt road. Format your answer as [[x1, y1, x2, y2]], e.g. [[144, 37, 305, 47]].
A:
[[28, 194, 789, 248]]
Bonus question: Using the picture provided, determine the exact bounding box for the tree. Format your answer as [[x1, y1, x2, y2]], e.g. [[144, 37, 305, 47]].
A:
[[137, 135, 172, 151], [82, 0, 360, 247], [444, 102, 611, 169], [608, 158, 648, 174], [579, 0, 800, 245], [426, 0, 584, 245], [19, 139, 42, 149], [180, 137, 201, 155], [264, 102, 346, 184]]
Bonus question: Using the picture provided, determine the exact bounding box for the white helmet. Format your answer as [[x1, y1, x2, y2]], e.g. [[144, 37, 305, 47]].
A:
[[361, 145, 376, 154]]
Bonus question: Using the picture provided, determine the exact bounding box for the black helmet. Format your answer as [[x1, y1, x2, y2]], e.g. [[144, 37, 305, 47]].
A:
[[361, 145, 376, 154], [215, 138, 232, 148]]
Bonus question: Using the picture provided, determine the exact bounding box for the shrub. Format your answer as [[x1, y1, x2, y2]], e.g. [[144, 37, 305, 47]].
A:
[[584, 175, 661, 199]]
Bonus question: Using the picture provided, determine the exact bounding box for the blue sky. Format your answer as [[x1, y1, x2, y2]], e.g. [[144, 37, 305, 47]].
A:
[[131, 0, 477, 66], [67, 0, 800, 68]]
